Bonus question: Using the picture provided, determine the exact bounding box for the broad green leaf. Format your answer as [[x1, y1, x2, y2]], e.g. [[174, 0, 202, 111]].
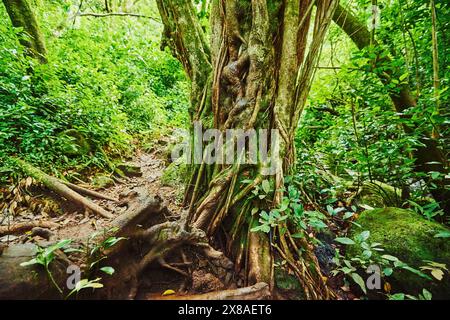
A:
[[43, 239, 72, 258], [381, 254, 399, 262], [291, 233, 304, 239], [421, 289, 432, 300], [400, 265, 432, 280], [434, 231, 450, 238], [334, 237, 355, 245], [351, 273, 367, 294], [389, 293, 405, 300], [383, 268, 393, 276], [399, 72, 409, 81], [430, 269, 444, 281], [20, 258, 38, 267], [100, 266, 115, 275], [261, 180, 270, 194], [343, 212, 354, 220], [362, 250, 372, 259], [359, 231, 370, 242]]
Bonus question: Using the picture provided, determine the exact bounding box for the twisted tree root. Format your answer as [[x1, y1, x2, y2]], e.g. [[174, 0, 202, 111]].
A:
[[12, 158, 114, 219], [0, 221, 59, 236], [62, 181, 118, 202], [154, 282, 270, 300]]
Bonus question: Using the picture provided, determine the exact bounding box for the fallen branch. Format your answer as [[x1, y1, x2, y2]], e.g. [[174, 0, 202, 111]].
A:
[[78, 12, 161, 23], [0, 221, 59, 236], [13, 158, 114, 219], [154, 282, 270, 300], [62, 181, 118, 202]]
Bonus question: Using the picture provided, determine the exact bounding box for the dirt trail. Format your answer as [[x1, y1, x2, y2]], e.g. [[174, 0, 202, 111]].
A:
[[56, 150, 181, 240], [0, 150, 180, 247]]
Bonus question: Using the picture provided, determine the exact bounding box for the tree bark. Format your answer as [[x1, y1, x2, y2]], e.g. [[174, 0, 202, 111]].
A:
[[332, 4, 449, 214], [2, 0, 47, 63], [156, 0, 338, 299], [13, 158, 114, 219]]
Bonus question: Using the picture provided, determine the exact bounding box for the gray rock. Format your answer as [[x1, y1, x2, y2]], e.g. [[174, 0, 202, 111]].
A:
[[2, 243, 37, 257]]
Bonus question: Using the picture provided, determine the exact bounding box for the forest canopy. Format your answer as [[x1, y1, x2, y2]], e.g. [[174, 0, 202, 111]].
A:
[[0, 0, 449, 301]]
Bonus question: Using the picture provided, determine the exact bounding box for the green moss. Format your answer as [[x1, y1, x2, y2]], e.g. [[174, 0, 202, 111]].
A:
[[59, 129, 91, 157], [160, 159, 188, 189], [348, 207, 450, 298], [358, 181, 402, 207], [274, 264, 306, 299], [91, 175, 114, 189]]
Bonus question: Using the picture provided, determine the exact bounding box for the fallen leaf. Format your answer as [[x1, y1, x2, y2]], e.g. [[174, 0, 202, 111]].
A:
[[162, 289, 176, 296], [431, 269, 444, 281]]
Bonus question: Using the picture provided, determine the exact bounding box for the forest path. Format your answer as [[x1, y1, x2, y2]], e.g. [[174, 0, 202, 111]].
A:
[[1, 149, 238, 299], [57, 149, 182, 241], [0, 150, 181, 247]]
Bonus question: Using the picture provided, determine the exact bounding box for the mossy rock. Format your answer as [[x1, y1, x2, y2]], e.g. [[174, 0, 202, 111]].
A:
[[116, 163, 142, 178], [347, 207, 450, 298], [0, 244, 69, 299], [91, 174, 114, 189], [59, 129, 91, 156], [274, 265, 306, 300]]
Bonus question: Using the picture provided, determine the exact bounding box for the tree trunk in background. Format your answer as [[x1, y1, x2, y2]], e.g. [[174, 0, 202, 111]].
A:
[[332, 4, 449, 215], [156, 0, 338, 298], [2, 0, 47, 63]]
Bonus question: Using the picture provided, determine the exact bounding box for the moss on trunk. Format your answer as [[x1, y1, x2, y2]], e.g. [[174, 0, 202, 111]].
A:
[[2, 0, 47, 63]]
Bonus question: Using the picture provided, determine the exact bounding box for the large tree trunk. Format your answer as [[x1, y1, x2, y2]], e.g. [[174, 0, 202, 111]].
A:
[[332, 4, 449, 215], [2, 0, 47, 63], [156, 0, 338, 299]]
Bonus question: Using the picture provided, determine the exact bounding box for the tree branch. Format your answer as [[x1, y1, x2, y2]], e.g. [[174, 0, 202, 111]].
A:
[[77, 12, 161, 23], [155, 0, 212, 112]]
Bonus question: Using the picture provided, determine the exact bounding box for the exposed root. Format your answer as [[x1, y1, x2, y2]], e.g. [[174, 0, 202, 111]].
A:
[[186, 163, 333, 300], [13, 158, 114, 219], [0, 221, 59, 236], [154, 282, 270, 300], [247, 231, 273, 287], [99, 199, 236, 299], [62, 181, 118, 202], [158, 257, 190, 277]]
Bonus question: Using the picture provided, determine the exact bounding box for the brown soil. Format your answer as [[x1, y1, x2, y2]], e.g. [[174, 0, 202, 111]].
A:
[[0, 149, 236, 298], [0, 150, 180, 241]]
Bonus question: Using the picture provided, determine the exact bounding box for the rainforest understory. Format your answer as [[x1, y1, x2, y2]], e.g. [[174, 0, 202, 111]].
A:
[[0, 0, 449, 300]]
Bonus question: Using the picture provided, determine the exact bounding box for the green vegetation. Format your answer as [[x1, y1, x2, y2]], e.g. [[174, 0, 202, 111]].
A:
[[347, 208, 450, 298], [0, 0, 448, 301], [0, 0, 188, 182]]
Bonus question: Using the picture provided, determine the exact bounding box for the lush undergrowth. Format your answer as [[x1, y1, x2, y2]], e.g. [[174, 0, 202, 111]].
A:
[[0, 0, 189, 183], [295, 3, 450, 221], [0, 0, 449, 301]]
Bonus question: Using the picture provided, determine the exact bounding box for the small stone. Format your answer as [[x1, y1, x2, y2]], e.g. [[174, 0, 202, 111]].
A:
[[2, 243, 38, 257], [30, 227, 54, 240]]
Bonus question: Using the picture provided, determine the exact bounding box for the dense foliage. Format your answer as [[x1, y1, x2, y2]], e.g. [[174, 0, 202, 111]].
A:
[[296, 0, 449, 220], [0, 0, 448, 301], [0, 0, 188, 182]]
